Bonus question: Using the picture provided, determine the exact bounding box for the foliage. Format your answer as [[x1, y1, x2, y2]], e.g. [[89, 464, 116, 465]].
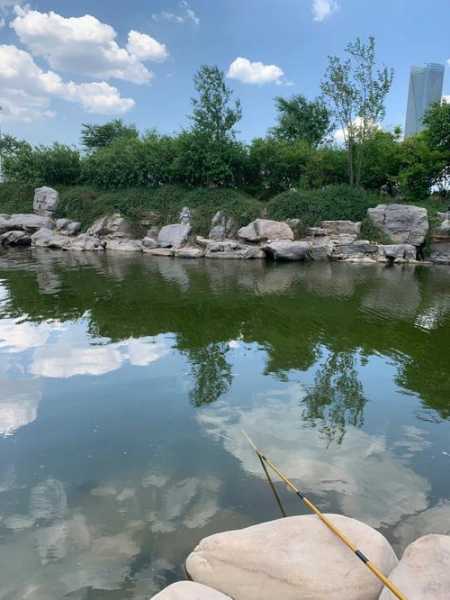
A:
[[359, 217, 392, 243], [358, 129, 402, 190], [81, 119, 139, 152], [423, 100, 450, 153], [301, 146, 348, 189], [267, 184, 378, 227], [0, 183, 34, 213], [398, 135, 447, 200], [271, 94, 333, 146], [321, 36, 393, 185]]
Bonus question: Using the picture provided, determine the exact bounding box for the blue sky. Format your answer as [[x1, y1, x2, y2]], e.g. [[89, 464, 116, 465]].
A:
[[0, 0, 449, 146]]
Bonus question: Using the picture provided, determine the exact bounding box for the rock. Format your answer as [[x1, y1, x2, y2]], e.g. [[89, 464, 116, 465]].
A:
[[331, 240, 379, 262], [209, 211, 237, 241], [158, 224, 192, 249], [238, 219, 294, 243], [179, 207, 192, 225], [430, 240, 450, 265], [174, 247, 205, 258], [87, 214, 132, 238], [320, 220, 361, 238], [106, 238, 143, 253], [205, 240, 265, 259], [263, 241, 310, 261], [307, 227, 329, 237], [367, 204, 429, 246], [69, 234, 106, 252], [55, 218, 81, 236], [151, 582, 232, 600], [186, 514, 398, 600], [195, 236, 210, 248], [143, 247, 174, 257], [33, 187, 59, 216], [308, 241, 331, 261], [0, 230, 31, 247], [435, 211, 450, 237], [142, 236, 159, 250], [379, 534, 450, 600], [286, 218, 303, 239], [0, 213, 54, 234], [31, 229, 72, 250], [379, 244, 417, 263]]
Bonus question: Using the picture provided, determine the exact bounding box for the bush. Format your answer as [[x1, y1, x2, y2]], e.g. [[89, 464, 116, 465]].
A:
[[266, 184, 379, 227], [0, 183, 34, 213]]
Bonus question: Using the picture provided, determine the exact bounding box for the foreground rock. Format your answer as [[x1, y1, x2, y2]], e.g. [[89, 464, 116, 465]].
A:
[[331, 240, 379, 262], [430, 211, 450, 265], [263, 240, 310, 261], [209, 211, 237, 241], [105, 238, 142, 252], [151, 582, 232, 600], [31, 229, 72, 250], [0, 230, 31, 247], [0, 213, 54, 234], [55, 218, 81, 236], [238, 219, 294, 243], [379, 534, 450, 599], [367, 204, 429, 246], [33, 187, 59, 216], [70, 234, 106, 252], [320, 220, 361, 238], [87, 214, 132, 238], [174, 247, 205, 258], [204, 239, 265, 259], [186, 515, 398, 600], [379, 244, 417, 263], [158, 224, 192, 249]]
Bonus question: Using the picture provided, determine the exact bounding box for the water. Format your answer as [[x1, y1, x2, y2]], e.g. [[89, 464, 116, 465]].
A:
[[0, 248, 449, 599]]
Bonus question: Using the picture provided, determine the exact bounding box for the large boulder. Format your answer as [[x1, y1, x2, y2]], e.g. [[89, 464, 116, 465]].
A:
[[186, 515, 398, 600], [158, 224, 192, 249], [0, 230, 31, 247], [320, 220, 361, 238], [0, 213, 54, 234], [263, 240, 310, 261], [379, 244, 417, 263], [31, 229, 72, 250], [209, 211, 237, 241], [331, 240, 379, 262], [205, 239, 265, 259], [55, 218, 81, 236], [367, 204, 429, 246], [430, 240, 450, 265], [33, 187, 59, 216], [87, 214, 132, 238], [238, 219, 294, 243], [69, 234, 106, 252], [151, 582, 232, 600], [106, 238, 142, 252], [379, 534, 450, 599]]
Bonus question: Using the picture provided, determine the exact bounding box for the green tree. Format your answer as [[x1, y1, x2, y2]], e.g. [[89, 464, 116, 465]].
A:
[[271, 94, 332, 146], [398, 134, 447, 199], [81, 119, 138, 152], [321, 36, 393, 186], [423, 100, 450, 153]]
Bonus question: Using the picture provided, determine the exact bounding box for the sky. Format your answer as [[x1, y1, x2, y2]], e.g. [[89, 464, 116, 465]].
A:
[[0, 0, 449, 146]]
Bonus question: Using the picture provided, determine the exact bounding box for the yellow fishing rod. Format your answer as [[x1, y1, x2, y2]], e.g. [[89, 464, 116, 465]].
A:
[[243, 431, 407, 600]]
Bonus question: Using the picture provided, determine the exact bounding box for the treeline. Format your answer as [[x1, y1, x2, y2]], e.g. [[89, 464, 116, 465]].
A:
[[1, 38, 449, 202]]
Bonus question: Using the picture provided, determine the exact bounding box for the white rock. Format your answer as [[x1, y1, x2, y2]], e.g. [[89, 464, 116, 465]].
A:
[[263, 240, 310, 261], [379, 534, 450, 600], [367, 204, 429, 246], [31, 229, 72, 250], [209, 211, 237, 241], [142, 236, 159, 250], [238, 219, 294, 242], [87, 214, 132, 238], [33, 187, 59, 216], [0, 213, 54, 234], [0, 230, 31, 246], [69, 234, 106, 252], [158, 224, 192, 249], [379, 244, 417, 263], [205, 239, 265, 259], [151, 581, 232, 600], [55, 218, 81, 236], [186, 514, 398, 600], [174, 247, 205, 258], [144, 247, 174, 257], [331, 240, 379, 262], [320, 220, 361, 237], [179, 206, 192, 225], [106, 238, 142, 252]]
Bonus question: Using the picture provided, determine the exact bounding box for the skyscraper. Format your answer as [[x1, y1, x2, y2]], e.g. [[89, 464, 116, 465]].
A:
[[405, 63, 444, 138]]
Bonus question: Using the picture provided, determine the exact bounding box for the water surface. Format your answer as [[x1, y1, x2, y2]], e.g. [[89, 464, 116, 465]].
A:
[[0, 249, 449, 599]]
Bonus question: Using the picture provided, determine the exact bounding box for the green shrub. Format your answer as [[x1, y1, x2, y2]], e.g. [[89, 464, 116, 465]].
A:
[[267, 184, 379, 227], [4, 144, 81, 186], [0, 183, 34, 213], [359, 217, 392, 243]]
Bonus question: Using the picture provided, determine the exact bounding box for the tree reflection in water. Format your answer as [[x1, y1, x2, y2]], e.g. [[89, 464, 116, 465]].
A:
[[188, 342, 233, 407], [301, 350, 366, 444]]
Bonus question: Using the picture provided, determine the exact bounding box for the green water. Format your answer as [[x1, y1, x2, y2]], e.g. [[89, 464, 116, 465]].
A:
[[0, 249, 449, 599]]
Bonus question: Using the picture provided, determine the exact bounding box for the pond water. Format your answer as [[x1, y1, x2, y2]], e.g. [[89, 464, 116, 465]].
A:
[[0, 249, 449, 599]]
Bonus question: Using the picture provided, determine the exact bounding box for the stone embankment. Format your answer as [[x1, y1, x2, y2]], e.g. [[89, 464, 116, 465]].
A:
[[1, 186, 449, 265], [150, 515, 450, 600]]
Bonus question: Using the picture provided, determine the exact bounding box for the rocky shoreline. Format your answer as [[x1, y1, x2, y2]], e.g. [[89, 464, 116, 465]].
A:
[[150, 514, 450, 599], [1, 186, 449, 265]]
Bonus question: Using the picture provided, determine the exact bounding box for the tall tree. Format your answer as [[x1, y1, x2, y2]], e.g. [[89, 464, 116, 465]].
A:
[[321, 37, 393, 186], [191, 65, 242, 142], [271, 94, 332, 146], [81, 119, 138, 152]]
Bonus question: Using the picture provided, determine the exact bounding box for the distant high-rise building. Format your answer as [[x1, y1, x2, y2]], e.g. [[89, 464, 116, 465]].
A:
[[405, 63, 444, 138]]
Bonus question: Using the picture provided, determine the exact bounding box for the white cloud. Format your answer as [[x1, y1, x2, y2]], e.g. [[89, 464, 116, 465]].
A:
[[152, 1, 200, 25], [312, 0, 339, 22], [227, 57, 284, 85], [126, 30, 168, 62], [10, 7, 168, 84], [0, 44, 135, 122], [0, 17, 5, 28]]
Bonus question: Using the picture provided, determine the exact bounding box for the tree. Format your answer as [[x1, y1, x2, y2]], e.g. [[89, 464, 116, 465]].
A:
[[423, 100, 450, 153], [271, 94, 332, 146], [191, 65, 242, 142], [321, 36, 393, 186], [81, 119, 138, 152]]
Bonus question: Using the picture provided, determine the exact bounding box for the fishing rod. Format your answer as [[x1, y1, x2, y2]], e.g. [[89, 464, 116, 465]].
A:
[[242, 430, 407, 600]]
